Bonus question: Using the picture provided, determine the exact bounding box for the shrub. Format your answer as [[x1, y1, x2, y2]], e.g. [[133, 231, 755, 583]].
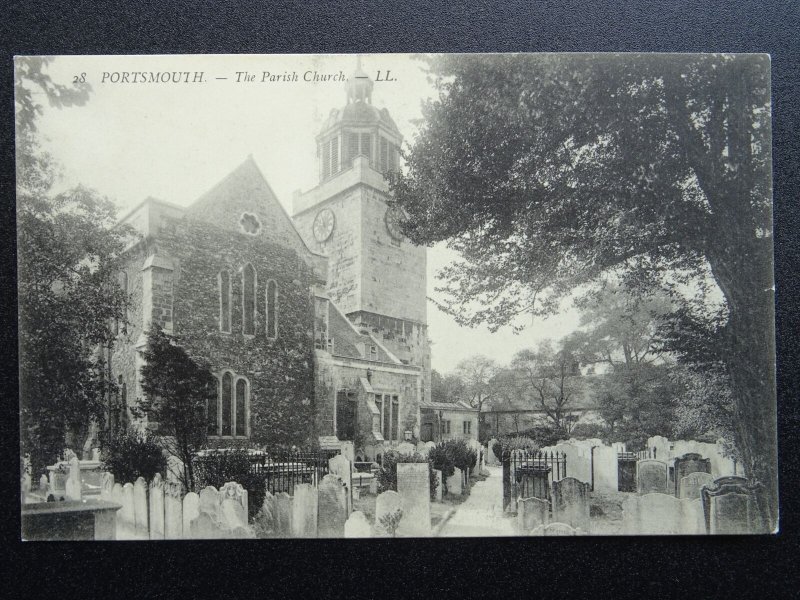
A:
[[428, 443, 455, 484], [101, 430, 167, 484], [568, 423, 609, 441], [193, 444, 265, 520], [517, 424, 565, 447], [428, 440, 477, 494], [493, 435, 539, 462], [377, 450, 438, 500]]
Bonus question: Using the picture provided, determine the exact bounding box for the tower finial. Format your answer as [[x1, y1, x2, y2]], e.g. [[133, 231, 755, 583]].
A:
[[346, 55, 373, 104]]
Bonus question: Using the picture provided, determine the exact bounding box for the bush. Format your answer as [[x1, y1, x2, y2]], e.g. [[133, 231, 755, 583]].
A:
[[568, 423, 609, 441], [428, 440, 477, 494], [517, 424, 565, 447], [493, 435, 539, 462], [101, 430, 167, 484], [193, 444, 265, 520], [377, 450, 438, 500]]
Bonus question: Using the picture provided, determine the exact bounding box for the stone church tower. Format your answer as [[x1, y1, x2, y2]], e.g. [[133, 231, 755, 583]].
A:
[[293, 62, 431, 457]]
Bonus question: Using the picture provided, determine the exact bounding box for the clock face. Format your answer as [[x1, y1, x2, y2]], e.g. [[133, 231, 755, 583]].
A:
[[313, 208, 335, 242], [385, 204, 405, 241]]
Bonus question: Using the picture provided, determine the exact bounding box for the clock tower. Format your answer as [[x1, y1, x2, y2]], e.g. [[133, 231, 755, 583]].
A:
[[292, 61, 430, 403]]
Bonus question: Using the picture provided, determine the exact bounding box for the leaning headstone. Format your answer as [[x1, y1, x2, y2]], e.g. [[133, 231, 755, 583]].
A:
[[65, 456, 82, 501], [329, 455, 353, 514], [517, 496, 549, 534], [133, 477, 149, 538], [680, 472, 715, 500], [219, 482, 248, 531], [275, 492, 293, 537], [396, 442, 416, 455], [199, 486, 220, 517], [447, 467, 463, 496], [99, 472, 114, 501], [164, 481, 183, 539], [182, 492, 200, 535], [637, 459, 669, 494], [552, 477, 591, 531], [291, 483, 318, 538], [396, 463, 431, 537], [375, 490, 404, 537], [433, 469, 443, 502], [149, 473, 165, 540], [317, 475, 347, 538], [344, 511, 373, 538], [701, 477, 766, 534]]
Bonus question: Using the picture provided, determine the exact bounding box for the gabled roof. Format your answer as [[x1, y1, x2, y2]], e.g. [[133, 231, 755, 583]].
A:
[[323, 297, 399, 364], [185, 156, 327, 276]]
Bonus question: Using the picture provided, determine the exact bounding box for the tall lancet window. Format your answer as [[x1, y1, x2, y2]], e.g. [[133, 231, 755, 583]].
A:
[[235, 379, 247, 436], [221, 372, 233, 436], [266, 280, 278, 339], [242, 264, 256, 335], [219, 270, 231, 333]]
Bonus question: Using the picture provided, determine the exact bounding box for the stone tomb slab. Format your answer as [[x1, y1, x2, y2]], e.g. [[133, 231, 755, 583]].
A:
[[637, 459, 669, 494], [396, 463, 431, 537]]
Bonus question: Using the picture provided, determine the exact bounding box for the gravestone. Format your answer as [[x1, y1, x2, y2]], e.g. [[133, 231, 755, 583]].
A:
[[674, 453, 712, 497], [182, 492, 200, 535], [416, 443, 430, 458], [65, 457, 82, 501], [487, 439, 499, 465], [91, 448, 101, 461], [328, 455, 353, 514], [257, 489, 277, 537], [219, 482, 248, 531], [592, 445, 618, 492], [317, 475, 347, 538], [344, 511, 373, 538], [199, 486, 220, 520], [517, 496, 549, 534], [396, 442, 416, 455], [637, 460, 669, 494], [375, 490, 404, 537], [275, 492, 293, 537], [433, 469, 443, 501], [552, 477, 591, 531], [120, 483, 136, 537], [447, 467, 463, 496], [397, 463, 431, 537], [133, 477, 149, 537], [680, 472, 714, 500], [149, 473, 165, 540], [39, 474, 49, 492], [622, 493, 685, 534], [701, 477, 766, 534], [100, 472, 114, 501], [291, 483, 318, 538], [164, 481, 183, 539], [425, 441, 436, 453], [190, 511, 224, 539]]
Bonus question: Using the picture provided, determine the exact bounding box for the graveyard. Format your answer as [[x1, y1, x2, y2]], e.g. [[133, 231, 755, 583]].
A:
[[20, 432, 767, 539]]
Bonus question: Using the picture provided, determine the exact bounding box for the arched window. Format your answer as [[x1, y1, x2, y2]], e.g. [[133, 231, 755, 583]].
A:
[[266, 280, 278, 339], [219, 270, 231, 333], [242, 264, 256, 335], [208, 376, 219, 435], [235, 379, 247, 437], [221, 372, 233, 436]]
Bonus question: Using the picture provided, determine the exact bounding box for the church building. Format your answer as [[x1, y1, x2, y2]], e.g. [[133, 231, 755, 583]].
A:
[[106, 63, 430, 461]]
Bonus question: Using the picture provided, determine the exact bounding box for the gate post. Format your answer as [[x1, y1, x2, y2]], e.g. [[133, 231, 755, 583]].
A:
[[502, 451, 511, 510]]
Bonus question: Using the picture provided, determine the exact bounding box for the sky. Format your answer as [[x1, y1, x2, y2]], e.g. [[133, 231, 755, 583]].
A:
[[28, 54, 583, 373]]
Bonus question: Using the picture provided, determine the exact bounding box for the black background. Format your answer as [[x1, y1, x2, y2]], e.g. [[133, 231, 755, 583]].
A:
[[2, 1, 798, 597]]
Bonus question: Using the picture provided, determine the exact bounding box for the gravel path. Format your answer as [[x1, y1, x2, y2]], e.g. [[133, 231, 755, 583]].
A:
[[437, 466, 518, 537]]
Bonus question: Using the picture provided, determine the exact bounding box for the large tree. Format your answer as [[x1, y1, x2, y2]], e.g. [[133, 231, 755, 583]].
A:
[[16, 57, 131, 474], [137, 328, 217, 490], [390, 54, 775, 527]]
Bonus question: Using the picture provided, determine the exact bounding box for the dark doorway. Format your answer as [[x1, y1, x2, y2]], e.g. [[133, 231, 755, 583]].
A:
[[336, 390, 357, 441]]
